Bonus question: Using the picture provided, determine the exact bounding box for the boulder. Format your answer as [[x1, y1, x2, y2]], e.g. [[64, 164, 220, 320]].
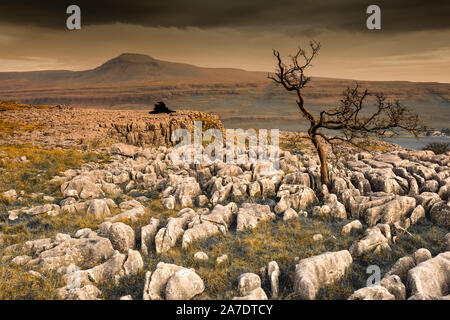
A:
[[110, 143, 138, 158], [409, 205, 425, 225], [413, 248, 432, 265], [86, 199, 111, 218], [97, 222, 135, 253], [348, 286, 395, 300], [143, 263, 184, 300], [105, 205, 146, 223], [141, 218, 160, 255], [182, 203, 237, 248], [380, 275, 406, 300], [165, 268, 205, 300], [364, 196, 416, 226], [349, 226, 390, 258], [294, 250, 353, 299], [58, 284, 102, 300], [274, 187, 318, 214], [123, 249, 144, 276], [443, 233, 450, 252], [233, 287, 268, 300], [429, 201, 450, 228], [267, 261, 280, 298], [236, 203, 275, 232], [385, 256, 416, 282], [61, 176, 104, 200], [155, 209, 196, 254], [283, 208, 298, 221], [87, 250, 126, 285], [238, 273, 261, 296], [342, 220, 363, 234], [32, 236, 115, 272], [407, 252, 450, 299], [194, 252, 209, 261]]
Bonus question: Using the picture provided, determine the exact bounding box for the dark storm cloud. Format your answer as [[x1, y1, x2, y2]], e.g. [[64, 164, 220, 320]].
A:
[[1, 0, 449, 33]]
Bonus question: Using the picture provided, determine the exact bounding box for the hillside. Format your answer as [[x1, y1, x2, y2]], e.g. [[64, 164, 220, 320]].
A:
[[0, 53, 449, 130]]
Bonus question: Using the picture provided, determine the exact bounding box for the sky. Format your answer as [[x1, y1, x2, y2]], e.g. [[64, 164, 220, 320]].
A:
[[0, 0, 449, 82]]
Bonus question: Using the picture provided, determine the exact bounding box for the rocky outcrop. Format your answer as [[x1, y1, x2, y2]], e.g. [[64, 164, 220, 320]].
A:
[[142, 262, 204, 300], [407, 252, 450, 299], [294, 250, 352, 299], [236, 203, 275, 232], [349, 224, 391, 257]]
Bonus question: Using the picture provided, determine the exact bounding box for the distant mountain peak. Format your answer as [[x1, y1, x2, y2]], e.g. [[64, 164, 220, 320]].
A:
[[99, 53, 158, 68], [115, 53, 157, 62]]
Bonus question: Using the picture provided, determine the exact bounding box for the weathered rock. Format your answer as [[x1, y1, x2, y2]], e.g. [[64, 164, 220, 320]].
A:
[[236, 203, 275, 232], [274, 186, 318, 214], [143, 262, 184, 300], [342, 220, 363, 234], [194, 251, 209, 261], [313, 234, 323, 241], [87, 250, 126, 285], [105, 205, 146, 223], [23, 238, 54, 257], [407, 252, 450, 299], [349, 226, 390, 258], [283, 208, 298, 221], [409, 205, 425, 225], [238, 273, 261, 296], [385, 256, 416, 283], [267, 261, 280, 298], [110, 143, 139, 158], [364, 196, 416, 226], [2, 189, 17, 202], [58, 284, 102, 300], [86, 199, 111, 218], [429, 201, 450, 228], [98, 222, 135, 253], [216, 254, 228, 265], [316, 194, 347, 219], [162, 196, 175, 210], [233, 287, 268, 300], [123, 249, 144, 276], [165, 268, 205, 300], [413, 248, 432, 265], [380, 275, 406, 300], [348, 286, 396, 300], [32, 236, 115, 272], [155, 208, 196, 254], [294, 250, 353, 300], [443, 233, 450, 251], [11, 255, 32, 266], [118, 199, 141, 211], [141, 218, 160, 255], [61, 176, 104, 200], [182, 203, 237, 248]]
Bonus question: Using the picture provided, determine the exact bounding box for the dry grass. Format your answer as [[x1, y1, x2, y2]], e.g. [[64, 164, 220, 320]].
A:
[[100, 211, 363, 300], [0, 100, 54, 112], [0, 144, 109, 198], [0, 120, 45, 135], [0, 261, 63, 300], [279, 136, 311, 154]]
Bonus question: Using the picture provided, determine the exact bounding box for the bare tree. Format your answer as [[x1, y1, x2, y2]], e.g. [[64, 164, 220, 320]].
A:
[[268, 41, 425, 186]]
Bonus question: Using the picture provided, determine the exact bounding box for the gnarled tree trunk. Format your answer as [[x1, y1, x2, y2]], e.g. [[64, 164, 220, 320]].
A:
[[311, 135, 329, 186]]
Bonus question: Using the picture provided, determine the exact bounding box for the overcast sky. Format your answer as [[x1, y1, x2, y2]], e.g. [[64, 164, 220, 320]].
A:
[[0, 0, 449, 82]]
